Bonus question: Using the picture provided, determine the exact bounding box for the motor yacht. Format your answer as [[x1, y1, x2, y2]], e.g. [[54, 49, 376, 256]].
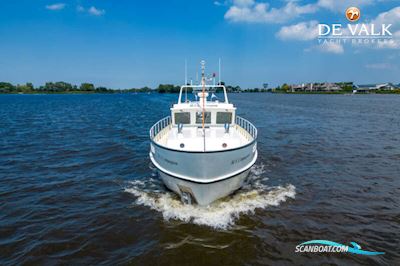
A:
[[149, 61, 258, 205]]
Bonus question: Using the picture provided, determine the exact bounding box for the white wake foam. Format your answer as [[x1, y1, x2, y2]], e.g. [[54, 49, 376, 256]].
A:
[[124, 164, 296, 229]]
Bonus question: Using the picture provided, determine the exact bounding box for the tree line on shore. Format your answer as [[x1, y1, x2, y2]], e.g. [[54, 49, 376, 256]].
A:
[[0, 81, 261, 94], [0, 81, 153, 94]]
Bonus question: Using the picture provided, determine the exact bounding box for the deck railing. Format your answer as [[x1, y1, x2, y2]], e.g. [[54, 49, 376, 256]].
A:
[[150, 116, 172, 140], [235, 115, 257, 141], [150, 115, 257, 142]]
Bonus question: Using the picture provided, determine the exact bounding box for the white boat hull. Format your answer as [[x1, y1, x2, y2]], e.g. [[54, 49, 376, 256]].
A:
[[158, 168, 252, 205], [149, 141, 257, 205], [150, 141, 257, 182]]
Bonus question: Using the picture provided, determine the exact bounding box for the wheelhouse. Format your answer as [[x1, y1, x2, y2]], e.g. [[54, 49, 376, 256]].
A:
[[172, 85, 235, 127]]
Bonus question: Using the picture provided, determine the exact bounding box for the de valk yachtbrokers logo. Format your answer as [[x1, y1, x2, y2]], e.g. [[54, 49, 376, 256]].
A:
[[318, 6, 393, 46], [346, 7, 360, 22]]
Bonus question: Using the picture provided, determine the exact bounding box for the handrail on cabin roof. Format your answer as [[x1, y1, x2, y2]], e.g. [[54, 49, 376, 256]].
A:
[[178, 85, 229, 104]]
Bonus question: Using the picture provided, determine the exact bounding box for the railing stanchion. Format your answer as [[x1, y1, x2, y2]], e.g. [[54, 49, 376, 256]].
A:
[[235, 115, 257, 141], [150, 116, 172, 141]]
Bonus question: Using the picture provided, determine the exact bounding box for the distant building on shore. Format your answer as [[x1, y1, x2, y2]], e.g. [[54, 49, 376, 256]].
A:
[[354, 83, 397, 93], [289, 82, 343, 92], [288, 82, 399, 93]]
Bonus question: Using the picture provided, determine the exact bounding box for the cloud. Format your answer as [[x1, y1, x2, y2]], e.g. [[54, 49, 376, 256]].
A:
[[376, 31, 400, 49], [318, 42, 344, 54], [77, 5, 85, 12], [316, 0, 374, 12], [371, 6, 400, 27], [77, 5, 106, 16], [224, 0, 318, 24], [214, 0, 228, 6], [365, 63, 394, 69], [88, 6, 105, 16], [234, 0, 255, 7], [371, 6, 400, 49], [224, 0, 383, 24], [276, 20, 319, 40], [45, 3, 66, 11], [305, 41, 344, 54], [276, 19, 344, 54], [225, 1, 400, 53], [278, 5, 400, 53]]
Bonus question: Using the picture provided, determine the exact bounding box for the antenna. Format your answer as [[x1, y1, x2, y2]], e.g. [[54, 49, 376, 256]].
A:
[[184, 59, 187, 85], [218, 58, 221, 85], [201, 60, 205, 78]]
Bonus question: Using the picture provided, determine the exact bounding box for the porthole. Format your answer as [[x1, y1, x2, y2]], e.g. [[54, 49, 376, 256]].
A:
[[222, 143, 227, 148], [180, 143, 185, 148]]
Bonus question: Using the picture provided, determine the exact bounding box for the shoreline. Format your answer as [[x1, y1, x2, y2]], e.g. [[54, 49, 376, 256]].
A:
[[1, 91, 400, 95], [2, 82, 399, 95]]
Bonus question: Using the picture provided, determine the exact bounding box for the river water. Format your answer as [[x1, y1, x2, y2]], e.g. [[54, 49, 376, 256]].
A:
[[0, 93, 399, 265]]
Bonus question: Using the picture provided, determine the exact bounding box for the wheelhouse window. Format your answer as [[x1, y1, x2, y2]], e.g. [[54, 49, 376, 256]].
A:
[[216, 112, 232, 124], [196, 112, 211, 124], [174, 112, 190, 124]]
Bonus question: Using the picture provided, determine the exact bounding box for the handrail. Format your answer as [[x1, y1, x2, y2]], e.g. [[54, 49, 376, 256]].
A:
[[235, 115, 257, 140], [149, 116, 172, 140], [150, 115, 257, 142], [178, 85, 229, 104]]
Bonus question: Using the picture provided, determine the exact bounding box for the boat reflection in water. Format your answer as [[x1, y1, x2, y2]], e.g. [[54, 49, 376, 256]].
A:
[[150, 61, 257, 205]]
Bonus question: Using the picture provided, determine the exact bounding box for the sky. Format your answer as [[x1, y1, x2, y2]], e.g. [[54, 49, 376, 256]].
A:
[[0, 0, 399, 88]]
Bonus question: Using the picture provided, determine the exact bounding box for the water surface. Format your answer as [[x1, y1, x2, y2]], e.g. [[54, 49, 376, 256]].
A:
[[0, 93, 399, 265]]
